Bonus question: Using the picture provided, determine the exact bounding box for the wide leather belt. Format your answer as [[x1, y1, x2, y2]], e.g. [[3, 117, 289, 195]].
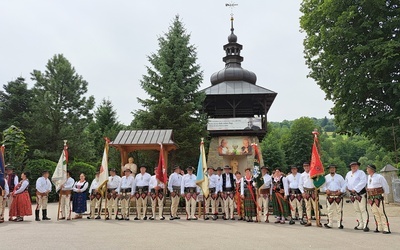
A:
[[290, 188, 301, 194], [260, 188, 270, 194], [367, 187, 384, 196], [136, 186, 149, 193], [184, 187, 196, 193], [121, 188, 132, 193], [223, 187, 234, 192]]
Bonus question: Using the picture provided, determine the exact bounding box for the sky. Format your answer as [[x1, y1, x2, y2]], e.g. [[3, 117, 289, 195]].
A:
[[0, 0, 333, 125]]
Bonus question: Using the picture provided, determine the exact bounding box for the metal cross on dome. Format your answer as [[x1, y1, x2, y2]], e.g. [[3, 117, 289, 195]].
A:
[[225, 1, 238, 17]]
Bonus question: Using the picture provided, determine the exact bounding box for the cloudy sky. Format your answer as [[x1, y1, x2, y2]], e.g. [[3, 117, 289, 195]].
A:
[[1, 0, 333, 125]]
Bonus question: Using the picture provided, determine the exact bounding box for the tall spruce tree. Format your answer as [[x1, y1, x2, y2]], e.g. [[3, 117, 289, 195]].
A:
[[132, 15, 207, 167], [88, 99, 123, 167], [0, 77, 33, 133], [29, 54, 95, 160]]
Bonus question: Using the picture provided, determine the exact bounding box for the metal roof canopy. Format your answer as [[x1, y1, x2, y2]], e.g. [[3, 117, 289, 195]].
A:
[[110, 129, 177, 175]]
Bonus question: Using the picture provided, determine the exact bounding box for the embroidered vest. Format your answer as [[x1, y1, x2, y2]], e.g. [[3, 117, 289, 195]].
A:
[[222, 173, 235, 191]]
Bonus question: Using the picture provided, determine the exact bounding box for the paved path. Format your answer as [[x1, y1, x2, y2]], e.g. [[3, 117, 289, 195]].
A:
[[1, 201, 399, 250]]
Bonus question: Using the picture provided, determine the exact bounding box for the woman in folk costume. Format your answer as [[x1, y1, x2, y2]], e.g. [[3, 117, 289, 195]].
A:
[[240, 168, 258, 222], [271, 168, 290, 224], [72, 173, 89, 219], [10, 172, 32, 222], [234, 171, 244, 220]]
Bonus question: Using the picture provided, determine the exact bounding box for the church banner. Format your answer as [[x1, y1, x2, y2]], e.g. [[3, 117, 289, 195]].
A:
[[207, 117, 262, 131], [218, 136, 253, 156]]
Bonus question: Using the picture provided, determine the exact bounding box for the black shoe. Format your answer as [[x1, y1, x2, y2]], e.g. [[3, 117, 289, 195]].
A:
[[134, 217, 139, 221], [205, 217, 210, 220], [249, 219, 253, 222], [169, 217, 174, 220], [125, 218, 130, 221], [87, 217, 91, 219], [238, 217, 243, 221], [192, 217, 198, 220], [338, 225, 344, 229], [299, 219, 306, 225], [324, 223, 332, 228], [35, 210, 40, 221], [187, 218, 191, 221], [160, 217, 165, 220], [95, 216, 101, 220], [289, 220, 295, 225], [363, 227, 370, 232], [354, 226, 362, 230], [149, 217, 155, 220], [175, 216, 180, 220], [374, 229, 380, 233], [230, 218, 235, 221], [383, 231, 391, 234], [143, 216, 147, 220], [105, 217, 110, 220], [213, 215, 218, 220], [223, 217, 228, 220], [117, 217, 124, 221], [42, 210, 51, 220]]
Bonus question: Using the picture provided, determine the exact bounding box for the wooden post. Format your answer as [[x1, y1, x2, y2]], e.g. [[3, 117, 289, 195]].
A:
[[315, 189, 322, 227]]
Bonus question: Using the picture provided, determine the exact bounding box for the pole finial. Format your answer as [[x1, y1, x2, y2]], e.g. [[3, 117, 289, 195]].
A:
[[63, 140, 67, 146]]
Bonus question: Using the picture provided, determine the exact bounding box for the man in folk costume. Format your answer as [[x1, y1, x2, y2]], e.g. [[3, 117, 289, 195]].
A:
[[215, 167, 224, 217], [35, 170, 52, 221], [345, 161, 369, 232], [299, 162, 320, 227], [118, 169, 135, 220], [168, 166, 182, 220], [222, 165, 236, 220], [133, 165, 151, 220], [149, 167, 165, 220], [366, 164, 391, 234], [106, 168, 121, 220], [0, 178, 9, 223], [59, 171, 74, 220], [271, 168, 290, 224], [321, 164, 346, 229], [180, 166, 200, 220], [205, 167, 221, 220], [258, 166, 272, 223], [87, 171, 101, 219], [5, 166, 18, 221], [286, 165, 305, 225]]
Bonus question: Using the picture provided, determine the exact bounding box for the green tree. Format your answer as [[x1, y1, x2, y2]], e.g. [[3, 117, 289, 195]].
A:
[[29, 54, 95, 160], [261, 124, 286, 171], [0, 77, 33, 133], [300, 1, 400, 151], [131, 15, 206, 167], [2, 125, 29, 173], [88, 99, 123, 167], [283, 117, 316, 168]]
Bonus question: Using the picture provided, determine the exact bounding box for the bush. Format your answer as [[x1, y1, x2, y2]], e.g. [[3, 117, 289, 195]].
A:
[[68, 161, 96, 184], [24, 159, 58, 202]]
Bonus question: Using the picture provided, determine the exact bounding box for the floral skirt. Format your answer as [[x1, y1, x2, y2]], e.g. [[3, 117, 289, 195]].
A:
[[10, 191, 32, 217]]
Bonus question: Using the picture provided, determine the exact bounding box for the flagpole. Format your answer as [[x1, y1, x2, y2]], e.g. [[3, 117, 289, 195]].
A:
[[312, 131, 322, 227], [56, 140, 67, 221]]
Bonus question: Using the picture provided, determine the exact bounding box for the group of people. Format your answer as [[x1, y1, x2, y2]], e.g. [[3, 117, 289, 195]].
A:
[[0, 160, 392, 235]]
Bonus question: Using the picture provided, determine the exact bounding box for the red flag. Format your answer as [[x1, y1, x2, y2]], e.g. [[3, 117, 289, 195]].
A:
[[309, 132, 324, 178], [156, 144, 167, 183]]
